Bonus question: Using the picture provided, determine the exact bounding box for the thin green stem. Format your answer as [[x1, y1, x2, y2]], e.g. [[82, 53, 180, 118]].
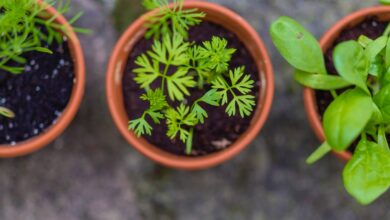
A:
[[186, 127, 194, 155]]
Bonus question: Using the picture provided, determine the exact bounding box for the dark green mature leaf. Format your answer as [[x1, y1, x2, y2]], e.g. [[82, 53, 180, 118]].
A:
[[270, 16, 327, 75], [374, 84, 390, 123], [333, 41, 370, 94], [294, 70, 352, 90], [323, 88, 374, 151], [343, 140, 390, 205]]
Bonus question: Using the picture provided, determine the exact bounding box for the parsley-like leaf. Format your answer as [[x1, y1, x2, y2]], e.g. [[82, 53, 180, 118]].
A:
[[134, 34, 196, 101], [212, 67, 256, 117], [129, 88, 168, 136], [144, 0, 205, 39]]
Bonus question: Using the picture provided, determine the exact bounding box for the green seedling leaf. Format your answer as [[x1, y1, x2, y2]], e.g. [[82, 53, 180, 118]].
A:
[[306, 141, 332, 164], [323, 88, 374, 151], [343, 140, 390, 205], [374, 84, 390, 123], [333, 41, 370, 94], [270, 16, 327, 75], [358, 35, 373, 48], [365, 36, 387, 61], [294, 70, 352, 90]]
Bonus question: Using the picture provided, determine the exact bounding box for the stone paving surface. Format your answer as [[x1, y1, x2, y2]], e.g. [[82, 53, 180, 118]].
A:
[[1, 0, 390, 219]]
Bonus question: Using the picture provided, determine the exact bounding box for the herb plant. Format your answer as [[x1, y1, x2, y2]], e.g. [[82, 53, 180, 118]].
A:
[[0, 0, 87, 74], [270, 16, 390, 204], [129, 0, 256, 154]]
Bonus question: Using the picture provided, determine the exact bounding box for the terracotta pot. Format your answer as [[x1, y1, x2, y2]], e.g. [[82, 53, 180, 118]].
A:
[[0, 1, 86, 158], [106, 1, 274, 170], [304, 6, 390, 161]]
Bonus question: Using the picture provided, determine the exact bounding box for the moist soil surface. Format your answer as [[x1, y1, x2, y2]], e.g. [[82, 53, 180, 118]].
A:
[[123, 21, 260, 156], [0, 39, 74, 145]]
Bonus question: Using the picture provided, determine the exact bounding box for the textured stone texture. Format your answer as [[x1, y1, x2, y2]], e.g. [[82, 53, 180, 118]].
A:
[[1, 0, 390, 219]]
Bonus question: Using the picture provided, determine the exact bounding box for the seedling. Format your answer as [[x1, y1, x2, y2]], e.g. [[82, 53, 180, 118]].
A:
[[270, 17, 390, 204], [0, 0, 88, 74], [129, 0, 256, 154], [0, 0, 87, 119]]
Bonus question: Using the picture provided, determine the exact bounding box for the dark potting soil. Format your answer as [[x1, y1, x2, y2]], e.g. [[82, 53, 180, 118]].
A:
[[0, 38, 74, 145], [316, 18, 388, 115], [123, 21, 260, 156]]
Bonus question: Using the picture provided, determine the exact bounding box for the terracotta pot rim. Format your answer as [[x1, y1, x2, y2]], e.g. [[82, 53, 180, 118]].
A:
[[106, 1, 274, 170], [0, 0, 85, 158], [303, 5, 390, 161]]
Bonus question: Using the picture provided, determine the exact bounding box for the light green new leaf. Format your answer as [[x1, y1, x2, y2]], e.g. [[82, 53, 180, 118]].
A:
[[343, 140, 390, 205], [270, 16, 327, 75], [0, 106, 15, 118], [380, 0, 390, 5], [333, 41, 370, 94], [294, 70, 352, 90], [365, 36, 387, 61], [323, 88, 374, 151]]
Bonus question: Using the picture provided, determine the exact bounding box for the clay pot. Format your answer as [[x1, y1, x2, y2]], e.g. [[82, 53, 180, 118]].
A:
[[0, 1, 86, 158], [106, 1, 274, 170], [304, 6, 390, 161]]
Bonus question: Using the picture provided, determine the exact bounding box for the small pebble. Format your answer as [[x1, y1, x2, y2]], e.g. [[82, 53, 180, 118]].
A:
[[26, 95, 31, 101], [35, 86, 41, 92], [33, 129, 39, 135]]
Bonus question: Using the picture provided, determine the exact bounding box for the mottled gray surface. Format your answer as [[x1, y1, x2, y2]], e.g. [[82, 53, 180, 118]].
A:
[[1, 0, 389, 219]]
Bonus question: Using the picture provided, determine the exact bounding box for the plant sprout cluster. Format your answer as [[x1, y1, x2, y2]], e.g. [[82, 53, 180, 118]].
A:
[[129, 0, 256, 154], [0, 0, 86, 119], [270, 17, 390, 205]]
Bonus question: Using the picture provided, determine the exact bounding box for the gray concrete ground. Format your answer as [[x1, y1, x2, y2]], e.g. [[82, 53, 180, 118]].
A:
[[1, 0, 389, 219]]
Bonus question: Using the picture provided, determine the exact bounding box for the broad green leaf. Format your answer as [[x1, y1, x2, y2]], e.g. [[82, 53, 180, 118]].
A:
[[294, 70, 352, 90], [323, 88, 374, 151], [270, 16, 327, 75], [306, 141, 332, 164], [373, 84, 390, 123], [333, 41, 370, 94], [343, 140, 390, 205]]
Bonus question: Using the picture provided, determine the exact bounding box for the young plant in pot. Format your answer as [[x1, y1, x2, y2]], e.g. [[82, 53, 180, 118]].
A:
[[270, 14, 390, 204], [0, 0, 86, 157], [106, 0, 274, 170]]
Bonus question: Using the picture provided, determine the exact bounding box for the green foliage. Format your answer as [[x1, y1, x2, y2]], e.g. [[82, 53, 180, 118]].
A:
[[212, 67, 255, 117], [142, 0, 205, 39], [186, 37, 236, 87], [343, 140, 390, 205], [0, 0, 86, 74], [270, 16, 390, 204], [130, 1, 256, 155], [380, 0, 390, 5], [134, 34, 196, 101]]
